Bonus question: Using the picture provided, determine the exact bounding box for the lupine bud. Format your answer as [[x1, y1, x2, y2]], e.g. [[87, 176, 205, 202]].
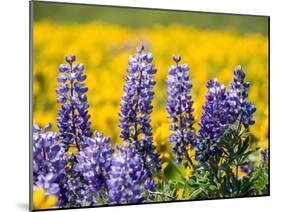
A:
[[172, 55, 181, 63], [65, 55, 76, 63]]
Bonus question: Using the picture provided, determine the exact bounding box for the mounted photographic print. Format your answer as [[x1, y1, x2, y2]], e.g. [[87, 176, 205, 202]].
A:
[[30, 0, 269, 211]]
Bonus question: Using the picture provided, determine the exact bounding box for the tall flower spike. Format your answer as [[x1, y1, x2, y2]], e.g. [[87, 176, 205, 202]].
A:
[[166, 56, 196, 164], [196, 79, 228, 163], [227, 65, 256, 128], [77, 132, 113, 193], [107, 145, 146, 204], [119, 45, 161, 175], [56, 55, 92, 151]]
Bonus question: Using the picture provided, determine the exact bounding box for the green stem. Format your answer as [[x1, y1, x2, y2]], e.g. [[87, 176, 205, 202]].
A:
[[166, 158, 186, 180], [147, 190, 177, 200]]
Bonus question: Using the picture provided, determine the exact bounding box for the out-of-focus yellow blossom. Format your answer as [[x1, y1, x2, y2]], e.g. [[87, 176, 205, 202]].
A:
[[33, 187, 57, 210], [177, 188, 184, 200], [33, 21, 268, 167], [154, 122, 172, 160], [184, 165, 194, 180], [177, 188, 190, 200]]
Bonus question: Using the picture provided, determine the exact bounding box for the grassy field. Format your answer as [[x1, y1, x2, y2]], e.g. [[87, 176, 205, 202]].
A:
[[33, 1, 268, 35]]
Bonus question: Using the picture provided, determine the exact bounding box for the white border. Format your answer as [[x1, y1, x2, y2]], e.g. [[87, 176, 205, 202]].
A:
[[1, 1, 279, 212]]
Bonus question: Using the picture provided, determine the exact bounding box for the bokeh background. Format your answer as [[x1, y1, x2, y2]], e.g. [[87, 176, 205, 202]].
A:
[[33, 2, 269, 164]]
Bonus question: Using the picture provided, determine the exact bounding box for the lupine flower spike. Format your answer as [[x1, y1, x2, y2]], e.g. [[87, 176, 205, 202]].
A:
[[166, 56, 195, 165], [119, 45, 161, 176], [56, 56, 96, 206], [196, 79, 228, 163], [57, 55, 92, 151], [227, 65, 256, 128]]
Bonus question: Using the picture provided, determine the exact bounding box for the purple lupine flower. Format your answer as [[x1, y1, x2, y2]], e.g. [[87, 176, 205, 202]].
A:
[[196, 79, 228, 163], [56, 55, 92, 151], [33, 123, 67, 205], [77, 132, 113, 193], [64, 156, 96, 207], [63, 133, 113, 207], [33, 123, 66, 180], [166, 56, 196, 164], [35, 173, 60, 196], [119, 45, 161, 176], [107, 145, 146, 204], [227, 65, 256, 128]]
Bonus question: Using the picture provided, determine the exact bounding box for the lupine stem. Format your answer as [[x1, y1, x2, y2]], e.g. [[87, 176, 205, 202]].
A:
[[69, 62, 80, 152]]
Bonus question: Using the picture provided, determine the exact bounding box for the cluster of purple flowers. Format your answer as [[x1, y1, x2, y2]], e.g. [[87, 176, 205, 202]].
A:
[[107, 144, 147, 204], [77, 132, 113, 193], [33, 56, 115, 207], [196, 66, 256, 163], [57, 55, 92, 151], [35, 173, 60, 196], [227, 65, 256, 128], [166, 56, 195, 164], [56, 56, 97, 206], [33, 123, 65, 179], [33, 48, 258, 208], [196, 79, 228, 162], [63, 153, 96, 206], [32, 123, 67, 205], [119, 45, 161, 182]]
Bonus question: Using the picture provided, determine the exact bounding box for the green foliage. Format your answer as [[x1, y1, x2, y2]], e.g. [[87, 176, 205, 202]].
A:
[[156, 126, 269, 202]]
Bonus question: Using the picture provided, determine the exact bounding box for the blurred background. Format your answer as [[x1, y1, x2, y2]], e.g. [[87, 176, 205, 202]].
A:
[[33, 2, 268, 34], [33, 1, 268, 165]]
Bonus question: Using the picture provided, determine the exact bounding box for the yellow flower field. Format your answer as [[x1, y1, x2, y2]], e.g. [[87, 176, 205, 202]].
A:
[[33, 21, 268, 163]]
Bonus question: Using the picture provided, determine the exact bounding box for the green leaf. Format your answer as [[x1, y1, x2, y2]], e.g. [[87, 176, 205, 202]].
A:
[[189, 188, 204, 200]]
